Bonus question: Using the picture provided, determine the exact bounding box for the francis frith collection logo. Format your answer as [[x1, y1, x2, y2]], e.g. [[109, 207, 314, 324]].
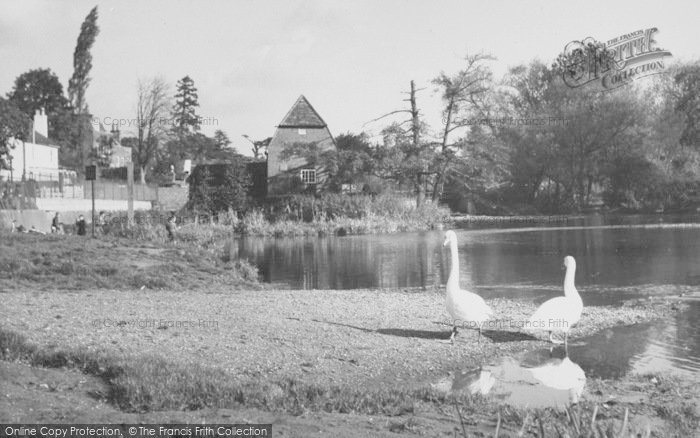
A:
[[560, 27, 672, 91]]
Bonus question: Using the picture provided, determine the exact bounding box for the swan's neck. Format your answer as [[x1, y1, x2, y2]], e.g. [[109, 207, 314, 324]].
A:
[[564, 265, 580, 301], [447, 242, 460, 289]]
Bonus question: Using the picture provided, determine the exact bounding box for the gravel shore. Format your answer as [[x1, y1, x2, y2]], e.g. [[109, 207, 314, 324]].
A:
[[1, 287, 681, 390]]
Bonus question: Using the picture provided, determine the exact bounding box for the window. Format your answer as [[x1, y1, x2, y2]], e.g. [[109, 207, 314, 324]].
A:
[[300, 168, 316, 184], [298, 128, 307, 135]]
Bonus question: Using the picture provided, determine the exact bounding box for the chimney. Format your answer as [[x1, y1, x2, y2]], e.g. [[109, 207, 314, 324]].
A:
[[33, 108, 48, 139], [111, 122, 120, 141]]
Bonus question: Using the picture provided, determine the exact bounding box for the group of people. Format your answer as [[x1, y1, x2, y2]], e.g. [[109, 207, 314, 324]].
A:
[[11, 210, 178, 240], [48, 211, 106, 236], [11, 212, 99, 236]]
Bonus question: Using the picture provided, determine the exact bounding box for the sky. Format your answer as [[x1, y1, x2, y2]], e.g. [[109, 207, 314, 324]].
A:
[[1, 0, 699, 156]]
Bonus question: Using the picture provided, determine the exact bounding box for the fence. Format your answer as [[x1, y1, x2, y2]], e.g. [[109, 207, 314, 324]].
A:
[[1, 172, 159, 208]]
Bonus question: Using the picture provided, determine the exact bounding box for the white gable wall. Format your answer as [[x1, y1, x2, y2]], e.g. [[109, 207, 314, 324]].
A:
[[0, 138, 60, 182]]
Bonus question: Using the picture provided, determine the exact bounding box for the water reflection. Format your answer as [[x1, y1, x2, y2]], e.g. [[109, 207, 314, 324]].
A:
[[436, 347, 587, 408], [432, 368, 496, 396], [491, 348, 585, 408], [236, 224, 700, 295], [567, 302, 700, 381]]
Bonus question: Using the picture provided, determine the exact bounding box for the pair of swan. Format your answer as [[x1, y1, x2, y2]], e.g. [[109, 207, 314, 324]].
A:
[[443, 230, 583, 344]]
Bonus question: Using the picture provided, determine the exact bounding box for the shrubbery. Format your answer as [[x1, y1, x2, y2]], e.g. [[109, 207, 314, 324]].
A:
[[239, 193, 450, 237]]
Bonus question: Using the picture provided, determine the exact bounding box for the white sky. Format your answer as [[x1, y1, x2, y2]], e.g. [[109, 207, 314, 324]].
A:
[[1, 0, 698, 156]]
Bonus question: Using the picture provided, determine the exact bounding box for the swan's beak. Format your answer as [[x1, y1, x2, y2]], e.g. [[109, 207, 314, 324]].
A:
[[443, 238, 449, 247]]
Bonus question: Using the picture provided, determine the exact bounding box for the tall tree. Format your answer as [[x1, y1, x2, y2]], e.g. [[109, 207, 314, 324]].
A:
[[134, 77, 171, 183], [432, 53, 495, 201], [171, 76, 201, 138], [67, 6, 99, 114], [0, 98, 32, 172], [67, 6, 99, 171], [367, 80, 432, 205]]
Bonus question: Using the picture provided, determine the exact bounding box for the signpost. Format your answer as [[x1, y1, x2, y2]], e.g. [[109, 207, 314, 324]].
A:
[[85, 165, 96, 237]]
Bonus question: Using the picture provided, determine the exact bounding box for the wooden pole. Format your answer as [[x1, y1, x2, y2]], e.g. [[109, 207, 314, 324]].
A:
[[127, 161, 134, 226], [91, 179, 95, 237]]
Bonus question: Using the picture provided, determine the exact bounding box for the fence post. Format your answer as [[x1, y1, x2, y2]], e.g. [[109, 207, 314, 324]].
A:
[[127, 162, 134, 226]]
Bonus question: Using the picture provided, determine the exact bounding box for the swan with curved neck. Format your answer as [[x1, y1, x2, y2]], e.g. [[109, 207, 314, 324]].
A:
[[528, 256, 583, 344], [443, 230, 494, 344]]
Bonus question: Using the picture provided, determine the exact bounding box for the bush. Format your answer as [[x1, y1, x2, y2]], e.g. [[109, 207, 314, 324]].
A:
[[238, 193, 450, 236], [187, 161, 251, 215]]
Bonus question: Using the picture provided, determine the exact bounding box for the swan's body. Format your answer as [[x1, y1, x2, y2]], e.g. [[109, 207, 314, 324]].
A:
[[443, 230, 494, 343], [528, 256, 583, 344]]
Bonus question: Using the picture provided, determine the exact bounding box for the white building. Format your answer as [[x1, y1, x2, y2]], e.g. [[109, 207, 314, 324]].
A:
[[0, 109, 60, 182]]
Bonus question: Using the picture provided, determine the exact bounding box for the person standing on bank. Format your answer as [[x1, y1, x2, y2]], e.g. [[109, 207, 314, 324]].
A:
[[76, 215, 87, 236], [97, 211, 106, 235], [165, 211, 177, 241], [51, 212, 60, 233]]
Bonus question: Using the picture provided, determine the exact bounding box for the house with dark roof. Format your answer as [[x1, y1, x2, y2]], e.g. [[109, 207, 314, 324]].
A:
[[266, 95, 336, 196]]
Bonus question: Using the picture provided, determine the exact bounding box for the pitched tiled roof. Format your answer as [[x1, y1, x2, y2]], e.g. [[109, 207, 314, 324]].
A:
[[278, 95, 327, 128], [32, 131, 58, 148]]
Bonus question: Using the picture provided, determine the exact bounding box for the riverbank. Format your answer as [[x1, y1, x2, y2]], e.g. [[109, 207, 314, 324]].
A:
[[0, 232, 259, 291], [1, 287, 696, 436], [452, 214, 586, 224]]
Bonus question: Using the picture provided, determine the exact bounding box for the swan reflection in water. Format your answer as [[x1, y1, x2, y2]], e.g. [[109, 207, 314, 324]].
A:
[[432, 347, 586, 408], [431, 367, 496, 396], [527, 350, 586, 405]]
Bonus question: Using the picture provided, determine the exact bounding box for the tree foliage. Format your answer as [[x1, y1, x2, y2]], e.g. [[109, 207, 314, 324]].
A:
[[187, 161, 252, 215], [674, 62, 700, 149], [133, 77, 171, 183], [6, 68, 81, 169], [431, 53, 495, 201], [7, 68, 70, 122], [67, 6, 99, 114], [89, 134, 115, 168], [171, 76, 201, 139], [0, 98, 32, 170]]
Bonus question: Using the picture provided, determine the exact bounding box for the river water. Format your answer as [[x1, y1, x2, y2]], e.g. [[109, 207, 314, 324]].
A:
[[231, 214, 700, 400]]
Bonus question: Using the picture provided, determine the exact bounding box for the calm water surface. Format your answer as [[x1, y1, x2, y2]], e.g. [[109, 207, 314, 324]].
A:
[[232, 215, 700, 392]]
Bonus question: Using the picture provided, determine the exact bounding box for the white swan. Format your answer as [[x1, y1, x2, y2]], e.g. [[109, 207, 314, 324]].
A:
[[528, 256, 583, 344], [443, 230, 494, 343]]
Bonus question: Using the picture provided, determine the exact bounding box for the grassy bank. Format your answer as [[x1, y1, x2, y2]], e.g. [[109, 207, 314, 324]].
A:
[[0, 232, 259, 291], [1, 287, 696, 436]]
